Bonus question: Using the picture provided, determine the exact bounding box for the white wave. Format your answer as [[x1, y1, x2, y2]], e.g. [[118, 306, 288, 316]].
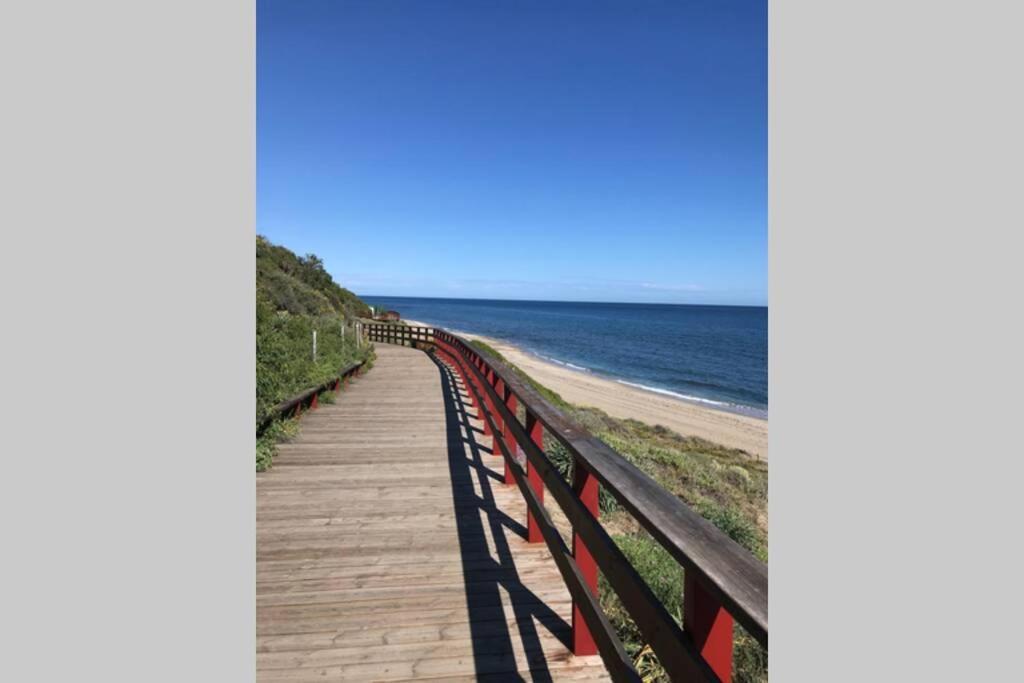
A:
[[614, 380, 734, 408], [532, 352, 592, 373]]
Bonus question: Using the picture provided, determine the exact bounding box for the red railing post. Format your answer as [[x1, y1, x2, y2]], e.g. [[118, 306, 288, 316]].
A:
[[309, 392, 318, 410], [683, 574, 734, 681], [525, 410, 545, 543], [572, 460, 599, 655], [492, 376, 505, 465], [460, 361, 476, 408], [477, 356, 492, 436], [457, 350, 476, 408], [502, 391, 517, 486]]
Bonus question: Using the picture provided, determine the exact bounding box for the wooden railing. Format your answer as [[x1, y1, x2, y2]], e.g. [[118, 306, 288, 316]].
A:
[[256, 360, 365, 437], [360, 320, 433, 347], [365, 324, 767, 682]]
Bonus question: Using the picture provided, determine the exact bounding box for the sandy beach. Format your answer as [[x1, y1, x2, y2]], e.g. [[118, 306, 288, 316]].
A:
[[404, 319, 768, 460]]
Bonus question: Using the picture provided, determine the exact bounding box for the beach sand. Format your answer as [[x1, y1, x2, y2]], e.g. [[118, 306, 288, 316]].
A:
[[404, 319, 768, 460]]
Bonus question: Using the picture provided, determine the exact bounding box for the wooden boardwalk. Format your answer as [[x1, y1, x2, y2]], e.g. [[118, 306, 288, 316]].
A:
[[257, 343, 610, 681]]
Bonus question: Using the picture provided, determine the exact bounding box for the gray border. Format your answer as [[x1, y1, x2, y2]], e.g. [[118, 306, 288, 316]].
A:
[[771, 1, 1022, 679], [1, 1, 254, 679], [4, 1, 1023, 679]]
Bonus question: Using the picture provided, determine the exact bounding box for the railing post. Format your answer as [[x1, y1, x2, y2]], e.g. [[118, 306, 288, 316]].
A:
[[492, 376, 505, 465], [460, 356, 477, 409], [450, 345, 475, 409], [502, 390, 517, 486], [309, 392, 318, 410], [571, 459, 599, 656], [477, 357, 492, 436], [683, 574, 734, 681], [525, 410, 545, 543]]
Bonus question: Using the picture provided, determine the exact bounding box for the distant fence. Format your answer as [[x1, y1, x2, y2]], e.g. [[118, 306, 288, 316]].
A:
[[364, 323, 767, 682]]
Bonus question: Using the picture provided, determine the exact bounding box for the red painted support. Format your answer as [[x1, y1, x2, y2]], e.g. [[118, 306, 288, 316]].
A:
[[525, 410, 545, 543], [492, 377, 505, 462], [334, 378, 341, 392], [310, 392, 318, 410], [502, 391, 517, 486], [571, 461, 599, 656], [478, 356, 492, 436], [683, 574, 734, 681], [465, 353, 487, 422], [438, 341, 462, 395], [458, 357, 476, 408], [459, 363, 476, 408]]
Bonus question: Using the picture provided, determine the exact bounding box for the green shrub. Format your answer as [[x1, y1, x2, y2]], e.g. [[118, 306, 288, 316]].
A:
[[256, 438, 274, 472], [255, 415, 302, 472]]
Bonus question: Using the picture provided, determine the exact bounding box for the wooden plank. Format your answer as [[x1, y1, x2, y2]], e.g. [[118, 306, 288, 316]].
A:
[[256, 629, 575, 669], [258, 615, 568, 652], [256, 600, 575, 636]]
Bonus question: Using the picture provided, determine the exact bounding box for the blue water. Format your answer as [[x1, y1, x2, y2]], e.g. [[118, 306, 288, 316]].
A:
[[363, 296, 767, 418]]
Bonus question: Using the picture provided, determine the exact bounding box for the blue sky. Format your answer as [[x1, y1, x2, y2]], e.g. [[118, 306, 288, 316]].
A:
[[258, 1, 766, 305]]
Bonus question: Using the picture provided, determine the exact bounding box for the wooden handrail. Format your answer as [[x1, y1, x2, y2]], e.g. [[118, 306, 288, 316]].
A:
[[256, 359, 364, 437], [365, 323, 768, 681]]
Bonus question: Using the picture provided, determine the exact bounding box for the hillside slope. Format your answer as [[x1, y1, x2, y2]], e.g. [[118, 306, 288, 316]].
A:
[[257, 235, 370, 318]]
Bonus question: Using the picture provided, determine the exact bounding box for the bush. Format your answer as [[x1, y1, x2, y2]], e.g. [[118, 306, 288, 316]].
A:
[[256, 416, 301, 472]]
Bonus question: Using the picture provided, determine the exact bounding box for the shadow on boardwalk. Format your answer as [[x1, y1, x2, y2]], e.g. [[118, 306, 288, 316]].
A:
[[432, 352, 572, 681]]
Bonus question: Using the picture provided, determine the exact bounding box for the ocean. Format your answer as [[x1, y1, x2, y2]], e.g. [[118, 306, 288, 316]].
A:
[[362, 296, 767, 419]]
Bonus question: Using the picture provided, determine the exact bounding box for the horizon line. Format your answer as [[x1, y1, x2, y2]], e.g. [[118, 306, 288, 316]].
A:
[[357, 294, 767, 308]]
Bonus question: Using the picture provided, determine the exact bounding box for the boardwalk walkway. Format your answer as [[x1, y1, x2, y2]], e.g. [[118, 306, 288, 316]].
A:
[[257, 343, 610, 681]]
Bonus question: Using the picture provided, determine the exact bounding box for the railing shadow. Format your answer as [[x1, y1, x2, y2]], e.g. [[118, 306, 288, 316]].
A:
[[432, 352, 571, 681]]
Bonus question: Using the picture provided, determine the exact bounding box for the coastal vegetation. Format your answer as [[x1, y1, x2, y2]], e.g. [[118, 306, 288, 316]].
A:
[[256, 236, 375, 471], [257, 235, 371, 318], [469, 339, 768, 683]]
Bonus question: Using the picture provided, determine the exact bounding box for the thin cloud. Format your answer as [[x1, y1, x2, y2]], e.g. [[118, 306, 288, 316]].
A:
[[639, 282, 705, 292]]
